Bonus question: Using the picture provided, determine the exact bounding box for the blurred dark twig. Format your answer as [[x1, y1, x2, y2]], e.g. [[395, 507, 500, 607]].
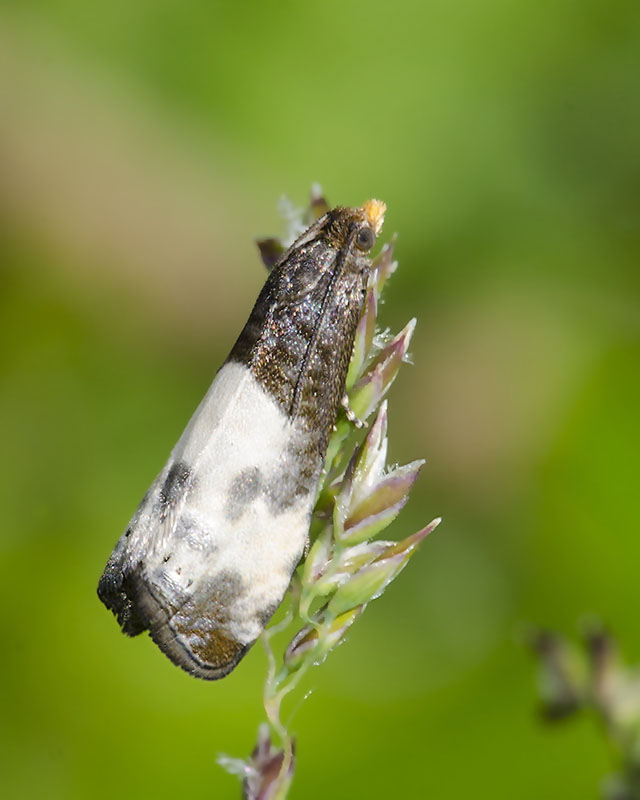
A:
[[528, 624, 640, 799]]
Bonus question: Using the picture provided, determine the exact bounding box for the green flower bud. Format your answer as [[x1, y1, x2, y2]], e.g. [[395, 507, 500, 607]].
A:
[[341, 460, 424, 545], [284, 606, 365, 670], [346, 286, 378, 391], [372, 235, 398, 297], [349, 319, 416, 422], [327, 520, 440, 617]]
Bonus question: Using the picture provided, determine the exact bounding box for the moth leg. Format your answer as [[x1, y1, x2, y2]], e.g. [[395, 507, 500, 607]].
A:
[[341, 394, 365, 428]]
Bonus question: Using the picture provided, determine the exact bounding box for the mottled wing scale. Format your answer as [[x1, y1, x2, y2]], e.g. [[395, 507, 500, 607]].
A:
[[98, 200, 386, 679]]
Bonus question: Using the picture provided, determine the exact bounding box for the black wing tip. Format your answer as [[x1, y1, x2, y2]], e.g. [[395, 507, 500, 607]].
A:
[[98, 560, 252, 680], [147, 620, 250, 681], [97, 564, 147, 637]]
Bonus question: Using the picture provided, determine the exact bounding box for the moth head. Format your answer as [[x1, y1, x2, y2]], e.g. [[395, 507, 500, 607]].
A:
[[353, 198, 386, 258], [323, 199, 386, 258], [355, 224, 376, 252]]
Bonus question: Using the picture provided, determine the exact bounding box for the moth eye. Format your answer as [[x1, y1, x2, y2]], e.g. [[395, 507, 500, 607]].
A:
[[355, 225, 376, 252]]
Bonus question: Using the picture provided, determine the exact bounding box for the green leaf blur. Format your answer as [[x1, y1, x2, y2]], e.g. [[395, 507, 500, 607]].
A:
[[1, 2, 638, 798]]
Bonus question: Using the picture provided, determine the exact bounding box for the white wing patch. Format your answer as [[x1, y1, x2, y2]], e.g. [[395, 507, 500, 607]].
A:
[[104, 362, 315, 677]]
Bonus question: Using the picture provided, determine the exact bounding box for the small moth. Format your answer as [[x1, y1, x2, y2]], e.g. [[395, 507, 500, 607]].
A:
[[98, 198, 386, 679]]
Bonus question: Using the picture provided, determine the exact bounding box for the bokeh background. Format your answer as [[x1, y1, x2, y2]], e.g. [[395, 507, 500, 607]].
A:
[[1, 1, 639, 797]]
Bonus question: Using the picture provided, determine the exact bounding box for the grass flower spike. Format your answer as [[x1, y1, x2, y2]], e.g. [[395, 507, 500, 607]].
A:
[[220, 189, 440, 799]]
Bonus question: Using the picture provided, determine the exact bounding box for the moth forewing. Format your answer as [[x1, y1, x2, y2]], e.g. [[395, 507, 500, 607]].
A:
[[98, 199, 386, 679]]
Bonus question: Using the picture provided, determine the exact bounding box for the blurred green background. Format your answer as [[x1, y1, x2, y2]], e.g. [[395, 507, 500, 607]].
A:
[[1, 1, 639, 797]]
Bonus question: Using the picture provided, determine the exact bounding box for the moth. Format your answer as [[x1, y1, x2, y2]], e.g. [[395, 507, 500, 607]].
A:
[[98, 198, 386, 679]]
